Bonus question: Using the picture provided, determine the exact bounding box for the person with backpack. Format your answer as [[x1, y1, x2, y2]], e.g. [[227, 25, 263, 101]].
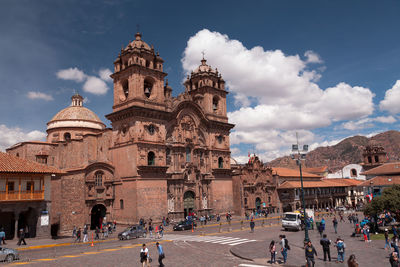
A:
[[269, 240, 276, 264], [140, 243, 151, 267], [250, 218, 255, 233], [305, 240, 317, 267], [334, 237, 346, 263], [279, 235, 289, 263], [320, 234, 331, 261], [333, 217, 338, 234]]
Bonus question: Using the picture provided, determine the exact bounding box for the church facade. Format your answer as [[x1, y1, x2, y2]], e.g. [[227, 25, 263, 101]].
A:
[[7, 33, 234, 234]]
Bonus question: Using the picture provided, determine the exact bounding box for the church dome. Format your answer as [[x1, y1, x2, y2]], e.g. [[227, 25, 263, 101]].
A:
[[192, 59, 218, 74], [47, 94, 105, 131], [124, 32, 151, 51]]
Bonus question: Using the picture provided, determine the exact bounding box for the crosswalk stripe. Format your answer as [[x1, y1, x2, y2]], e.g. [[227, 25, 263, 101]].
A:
[[228, 240, 256, 246], [162, 234, 257, 246], [238, 264, 268, 267]]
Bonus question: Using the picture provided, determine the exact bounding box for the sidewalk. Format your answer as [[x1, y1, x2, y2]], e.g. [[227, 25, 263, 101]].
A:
[[230, 213, 389, 267]]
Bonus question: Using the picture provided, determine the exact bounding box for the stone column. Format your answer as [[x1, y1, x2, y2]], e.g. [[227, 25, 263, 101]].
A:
[[13, 212, 19, 240]]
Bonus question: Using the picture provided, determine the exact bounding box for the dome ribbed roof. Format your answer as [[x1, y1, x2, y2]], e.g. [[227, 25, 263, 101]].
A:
[[124, 32, 151, 51], [50, 106, 103, 123], [47, 94, 105, 130]]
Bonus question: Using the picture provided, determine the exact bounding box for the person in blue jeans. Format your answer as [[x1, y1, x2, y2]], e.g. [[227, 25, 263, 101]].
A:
[[280, 235, 288, 263], [392, 235, 399, 255], [384, 229, 392, 250], [335, 238, 346, 263]]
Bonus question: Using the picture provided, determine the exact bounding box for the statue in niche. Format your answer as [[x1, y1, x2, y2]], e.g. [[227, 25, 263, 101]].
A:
[[202, 193, 208, 209], [88, 185, 95, 197], [168, 193, 175, 212]]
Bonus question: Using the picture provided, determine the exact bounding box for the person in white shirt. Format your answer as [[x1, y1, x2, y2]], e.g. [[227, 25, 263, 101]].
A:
[[140, 243, 151, 267]]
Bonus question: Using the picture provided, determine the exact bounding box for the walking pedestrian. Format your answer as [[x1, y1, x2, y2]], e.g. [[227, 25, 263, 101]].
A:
[[75, 228, 81, 243], [305, 240, 317, 267], [156, 242, 165, 267], [279, 235, 289, 263], [347, 254, 359, 267], [269, 240, 276, 264], [72, 226, 77, 238], [149, 224, 153, 238], [385, 228, 392, 250], [159, 225, 164, 238], [318, 221, 324, 237], [334, 237, 346, 263], [392, 235, 399, 255], [140, 243, 151, 267], [17, 228, 27, 246], [95, 226, 100, 240], [320, 234, 331, 261], [333, 217, 338, 234], [83, 225, 88, 243], [250, 218, 255, 233], [0, 228, 6, 245]]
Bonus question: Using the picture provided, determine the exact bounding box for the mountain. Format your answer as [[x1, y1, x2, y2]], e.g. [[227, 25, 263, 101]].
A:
[[267, 130, 400, 172]]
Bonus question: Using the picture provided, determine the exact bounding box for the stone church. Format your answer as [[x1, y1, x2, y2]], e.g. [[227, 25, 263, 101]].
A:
[[7, 32, 235, 233]]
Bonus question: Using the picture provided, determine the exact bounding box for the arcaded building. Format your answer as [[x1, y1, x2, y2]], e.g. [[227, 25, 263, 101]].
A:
[[7, 32, 234, 234]]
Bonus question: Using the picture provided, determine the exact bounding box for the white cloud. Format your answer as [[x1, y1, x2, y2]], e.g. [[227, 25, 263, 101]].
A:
[[26, 91, 54, 101], [56, 67, 86, 82], [99, 68, 113, 82], [182, 29, 376, 163], [83, 76, 109, 95], [342, 116, 396, 130], [380, 80, 400, 114], [304, 50, 323, 64], [0, 124, 46, 151]]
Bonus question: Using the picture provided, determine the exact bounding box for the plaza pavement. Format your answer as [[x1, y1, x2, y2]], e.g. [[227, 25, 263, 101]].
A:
[[231, 214, 392, 267]]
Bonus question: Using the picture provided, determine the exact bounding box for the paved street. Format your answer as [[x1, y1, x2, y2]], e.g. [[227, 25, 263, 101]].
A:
[[3, 214, 393, 266]]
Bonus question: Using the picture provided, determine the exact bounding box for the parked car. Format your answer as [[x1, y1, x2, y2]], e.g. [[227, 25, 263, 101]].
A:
[[336, 206, 347, 211], [118, 225, 145, 240], [0, 247, 19, 263], [173, 220, 197, 231]]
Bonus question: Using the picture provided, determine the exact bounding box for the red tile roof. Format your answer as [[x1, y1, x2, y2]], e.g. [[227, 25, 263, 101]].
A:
[[0, 152, 63, 174], [324, 178, 363, 186], [272, 167, 321, 178], [361, 162, 400, 175], [357, 176, 400, 187], [278, 179, 357, 189], [303, 166, 328, 173]]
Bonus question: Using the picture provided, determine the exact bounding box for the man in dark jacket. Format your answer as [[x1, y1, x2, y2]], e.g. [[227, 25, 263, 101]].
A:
[[305, 240, 317, 267], [320, 234, 331, 261]]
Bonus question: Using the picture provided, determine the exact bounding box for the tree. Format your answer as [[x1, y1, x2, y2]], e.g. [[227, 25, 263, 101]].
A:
[[364, 185, 400, 220]]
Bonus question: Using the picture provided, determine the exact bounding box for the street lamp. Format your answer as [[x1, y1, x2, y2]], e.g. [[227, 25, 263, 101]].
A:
[[290, 132, 309, 243]]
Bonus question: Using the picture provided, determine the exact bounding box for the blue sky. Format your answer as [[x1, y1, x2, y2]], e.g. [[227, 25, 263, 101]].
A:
[[0, 0, 399, 162]]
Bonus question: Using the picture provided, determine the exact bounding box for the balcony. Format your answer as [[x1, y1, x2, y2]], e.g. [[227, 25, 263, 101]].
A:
[[0, 190, 44, 201]]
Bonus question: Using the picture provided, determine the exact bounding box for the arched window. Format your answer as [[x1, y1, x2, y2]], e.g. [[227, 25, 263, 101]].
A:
[[374, 155, 379, 163], [122, 80, 129, 98], [218, 157, 223, 168], [186, 147, 191, 162], [212, 96, 219, 111], [144, 78, 153, 98], [64, 132, 71, 142], [351, 169, 357, 177], [95, 172, 103, 187], [368, 156, 372, 163], [120, 199, 124, 210], [217, 135, 223, 144], [244, 198, 248, 205], [148, 151, 155, 166]]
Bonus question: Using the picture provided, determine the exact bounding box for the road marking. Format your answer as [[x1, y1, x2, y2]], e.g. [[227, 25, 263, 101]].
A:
[[163, 234, 257, 246], [61, 255, 81, 258], [83, 251, 101, 254], [33, 258, 55, 261], [101, 248, 119, 251], [238, 264, 268, 267]]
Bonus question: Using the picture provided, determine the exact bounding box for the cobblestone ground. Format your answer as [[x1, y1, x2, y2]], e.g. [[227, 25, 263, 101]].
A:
[[4, 214, 392, 267]]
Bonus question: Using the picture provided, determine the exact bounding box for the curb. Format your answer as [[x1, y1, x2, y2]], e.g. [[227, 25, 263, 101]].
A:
[[229, 247, 254, 262]]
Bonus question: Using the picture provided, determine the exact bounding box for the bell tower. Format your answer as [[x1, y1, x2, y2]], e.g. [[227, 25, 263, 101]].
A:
[[184, 58, 228, 123], [111, 32, 167, 112]]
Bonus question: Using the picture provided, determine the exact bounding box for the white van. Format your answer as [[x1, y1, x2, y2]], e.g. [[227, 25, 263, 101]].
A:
[[282, 212, 303, 231]]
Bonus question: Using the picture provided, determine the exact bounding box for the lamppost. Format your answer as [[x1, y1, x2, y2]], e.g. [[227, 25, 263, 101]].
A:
[[291, 132, 309, 242]]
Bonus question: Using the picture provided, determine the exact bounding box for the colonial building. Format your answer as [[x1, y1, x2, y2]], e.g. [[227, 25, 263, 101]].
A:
[[232, 155, 279, 216], [7, 32, 235, 234], [0, 152, 62, 239]]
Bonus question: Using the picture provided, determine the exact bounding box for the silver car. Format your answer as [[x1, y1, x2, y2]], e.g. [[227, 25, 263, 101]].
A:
[[0, 247, 19, 263]]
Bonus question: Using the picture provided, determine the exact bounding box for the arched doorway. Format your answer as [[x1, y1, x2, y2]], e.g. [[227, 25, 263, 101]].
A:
[[91, 204, 106, 230], [255, 197, 262, 210], [183, 191, 195, 218]]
